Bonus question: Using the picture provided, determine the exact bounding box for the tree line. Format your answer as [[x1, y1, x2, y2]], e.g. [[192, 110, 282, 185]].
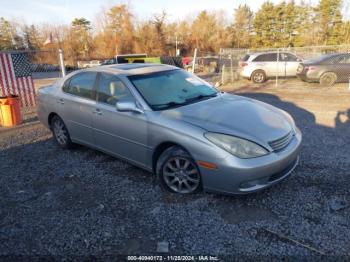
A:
[[0, 0, 349, 65]]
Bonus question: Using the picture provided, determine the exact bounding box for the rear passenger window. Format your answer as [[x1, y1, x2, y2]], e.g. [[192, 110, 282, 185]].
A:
[[63, 72, 97, 100], [97, 73, 134, 106], [253, 53, 278, 62]]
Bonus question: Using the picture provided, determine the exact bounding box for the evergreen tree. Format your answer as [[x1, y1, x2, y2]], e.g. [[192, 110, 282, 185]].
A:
[[191, 11, 219, 52], [317, 0, 344, 45], [107, 5, 135, 54], [253, 2, 279, 47], [284, 1, 298, 47], [0, 17, 20, 50], [152, 11, 167, 55], [231, 4, 253, 48], [71, 18, 92, 58]]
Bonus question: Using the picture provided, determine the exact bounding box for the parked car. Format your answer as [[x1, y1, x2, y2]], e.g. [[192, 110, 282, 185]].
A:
[[101, 58, 116, 65], [239, 52, 303, 83], [297, 53, 350, 86], [37, 64, 301, 195], [101, 54, 148, 65], [78, 60, 101, 68]]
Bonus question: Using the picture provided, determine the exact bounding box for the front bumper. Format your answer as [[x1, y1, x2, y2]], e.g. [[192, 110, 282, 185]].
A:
[[199, 129, 302, 194]]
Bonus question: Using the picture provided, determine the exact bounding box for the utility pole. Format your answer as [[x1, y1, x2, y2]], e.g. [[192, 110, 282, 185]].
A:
[[58, 49, 66, 77], [192, 48, 198, 74], [175, 35, 178, 56], [275, 48, 279, 88]]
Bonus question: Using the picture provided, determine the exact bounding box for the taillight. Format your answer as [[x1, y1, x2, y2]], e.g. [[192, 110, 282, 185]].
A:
[[239, 62, 248, 67]]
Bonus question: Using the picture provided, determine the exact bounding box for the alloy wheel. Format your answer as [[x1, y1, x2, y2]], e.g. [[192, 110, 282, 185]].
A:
[[53, 119, 68, 145], [162, 157, 200, 194], [253, 72, 265, 83]]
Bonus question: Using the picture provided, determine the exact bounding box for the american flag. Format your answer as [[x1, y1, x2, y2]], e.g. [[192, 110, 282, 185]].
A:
[[0, 52, 36, 107]]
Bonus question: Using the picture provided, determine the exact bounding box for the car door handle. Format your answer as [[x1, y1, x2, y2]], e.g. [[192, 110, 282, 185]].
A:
[[93, 108, 102, 115], [57, 98, 64, 104]]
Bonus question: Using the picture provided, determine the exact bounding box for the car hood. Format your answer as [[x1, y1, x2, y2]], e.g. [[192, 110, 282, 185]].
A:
[[163, 93, 293, 145]]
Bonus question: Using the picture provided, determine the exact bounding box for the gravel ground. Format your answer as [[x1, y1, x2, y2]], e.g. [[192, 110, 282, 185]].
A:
[[0, 80, 349, 260]]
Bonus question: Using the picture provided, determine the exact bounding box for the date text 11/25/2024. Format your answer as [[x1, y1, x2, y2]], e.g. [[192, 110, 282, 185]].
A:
[[126, 255, 219, 261]]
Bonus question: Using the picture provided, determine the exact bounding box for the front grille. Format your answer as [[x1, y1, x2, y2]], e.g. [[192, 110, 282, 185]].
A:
[[268, 131, 294, 152]]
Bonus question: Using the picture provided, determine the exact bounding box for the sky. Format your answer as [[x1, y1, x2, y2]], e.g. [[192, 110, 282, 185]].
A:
[[1, 0, 348, 25]]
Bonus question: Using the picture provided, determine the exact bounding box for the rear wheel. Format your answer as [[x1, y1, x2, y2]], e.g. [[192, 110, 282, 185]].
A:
[[51, 115, 74, 149], [251, 70, 266, 83], [320, 72, 337, 86], [156, 146, 202, 194]]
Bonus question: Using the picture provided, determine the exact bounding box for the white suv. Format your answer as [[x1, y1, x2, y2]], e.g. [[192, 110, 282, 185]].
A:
[[239, 52, 303, 83]]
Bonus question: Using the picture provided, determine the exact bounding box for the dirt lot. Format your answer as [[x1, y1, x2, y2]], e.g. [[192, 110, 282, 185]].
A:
[[0, 78, 349, 259]]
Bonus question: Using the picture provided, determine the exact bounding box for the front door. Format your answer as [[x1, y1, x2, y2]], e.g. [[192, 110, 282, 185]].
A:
[[334, 54, 350, 82], [281, 53, 301, 76], [92, 72, 149, 167]]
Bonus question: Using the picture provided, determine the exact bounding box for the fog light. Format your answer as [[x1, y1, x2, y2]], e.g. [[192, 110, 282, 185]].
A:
[[240, 180, 259, 189], [240, 178, 267, 189]]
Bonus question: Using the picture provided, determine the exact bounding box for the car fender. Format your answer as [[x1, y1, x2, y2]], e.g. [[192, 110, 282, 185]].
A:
[[146, 111, 230, 168]]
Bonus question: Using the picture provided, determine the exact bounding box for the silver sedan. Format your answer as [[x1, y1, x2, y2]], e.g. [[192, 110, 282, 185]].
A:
[[37, 64, 302, 195]]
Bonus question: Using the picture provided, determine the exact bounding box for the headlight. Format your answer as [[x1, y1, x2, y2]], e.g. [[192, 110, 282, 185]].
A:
[[204, 132, 268, 158]]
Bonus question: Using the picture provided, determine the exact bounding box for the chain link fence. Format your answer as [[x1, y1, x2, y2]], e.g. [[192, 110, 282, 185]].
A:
[[214, 45, 350, 89]]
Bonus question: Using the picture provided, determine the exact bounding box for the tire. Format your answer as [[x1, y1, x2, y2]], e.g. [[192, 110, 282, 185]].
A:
[[251, 70, 267, 83], [156, 146, 202, 194], [50, 115, 75, 149], [320, 72, 337, 86]]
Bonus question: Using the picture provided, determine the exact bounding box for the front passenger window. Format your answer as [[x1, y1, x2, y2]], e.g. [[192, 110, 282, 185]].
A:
[[281, 53, 298, 62], [97, 73, 134, 106], [338, 55, 350, 64]]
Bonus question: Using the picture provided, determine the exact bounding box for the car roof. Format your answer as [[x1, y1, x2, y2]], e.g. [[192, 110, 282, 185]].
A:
[[319, 52, 348, 58], [247, 51, 295, 56], [82, 63, 178, 76], [303, 52, 349, 64]]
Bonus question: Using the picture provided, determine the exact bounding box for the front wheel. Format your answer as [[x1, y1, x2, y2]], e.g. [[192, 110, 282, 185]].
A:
[[51, 115, 75, 149], [156, 146, 202, 194]]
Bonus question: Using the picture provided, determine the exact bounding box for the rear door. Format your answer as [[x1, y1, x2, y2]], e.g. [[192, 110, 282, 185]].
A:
[[57, 72, 97, 146], [253, 53, 285, 77], [93, 72, 149, 167]]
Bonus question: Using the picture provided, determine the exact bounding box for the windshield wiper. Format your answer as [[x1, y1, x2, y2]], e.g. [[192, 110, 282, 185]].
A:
[[152, 101, 187, 110], [185, 93, 217, 103], [152, 93, 217, 110]]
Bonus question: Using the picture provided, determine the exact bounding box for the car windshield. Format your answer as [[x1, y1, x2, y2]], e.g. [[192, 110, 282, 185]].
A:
[[128, 69, 218, 110]]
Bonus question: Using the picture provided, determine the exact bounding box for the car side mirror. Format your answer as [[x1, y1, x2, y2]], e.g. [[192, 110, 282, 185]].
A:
[[116, 100, 144, 114]]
